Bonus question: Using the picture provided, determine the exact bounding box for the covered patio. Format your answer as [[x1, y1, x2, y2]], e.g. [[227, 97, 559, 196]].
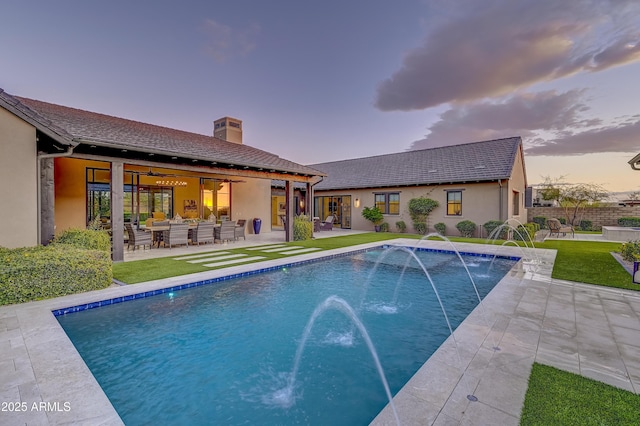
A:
[[0, 90, 325, 260]]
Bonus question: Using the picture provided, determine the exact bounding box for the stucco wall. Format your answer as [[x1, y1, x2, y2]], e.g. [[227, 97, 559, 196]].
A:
[[317, 181, 513, 237], [232, 178, 272, 233], [0, 108, 38, 248], [505, 144, 528, 224]]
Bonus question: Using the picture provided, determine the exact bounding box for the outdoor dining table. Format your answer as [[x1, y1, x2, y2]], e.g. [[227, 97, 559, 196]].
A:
[[144, 223, 208, 248]]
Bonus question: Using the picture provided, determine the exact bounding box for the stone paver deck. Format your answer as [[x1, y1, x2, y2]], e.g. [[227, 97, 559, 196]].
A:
[[1, 238, 639, 425]]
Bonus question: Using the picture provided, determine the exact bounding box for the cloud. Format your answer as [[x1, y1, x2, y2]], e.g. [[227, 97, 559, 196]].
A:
[[201, 19, 261, 63], [525, 120, 640, 156], [410, 89, 640, 156], [375, 0, 640, 111]]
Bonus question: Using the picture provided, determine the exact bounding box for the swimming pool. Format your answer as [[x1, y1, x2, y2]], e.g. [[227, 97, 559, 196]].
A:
[[56, 247, 517, 425]]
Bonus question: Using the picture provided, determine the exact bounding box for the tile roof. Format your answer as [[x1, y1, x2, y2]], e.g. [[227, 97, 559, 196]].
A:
[[309, 137, 522, 190], [0, 89, 323, 177]]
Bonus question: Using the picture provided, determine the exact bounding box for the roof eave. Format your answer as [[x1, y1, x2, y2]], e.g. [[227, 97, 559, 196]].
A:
[[629, 153, 640, 170]]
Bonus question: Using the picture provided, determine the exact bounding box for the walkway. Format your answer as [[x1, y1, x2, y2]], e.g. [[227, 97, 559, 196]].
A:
[[1, 238, 639, 425]]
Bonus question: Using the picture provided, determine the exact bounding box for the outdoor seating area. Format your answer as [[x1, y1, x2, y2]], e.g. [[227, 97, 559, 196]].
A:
[[125, 218, 248, 250], [547, 218, 575, 238]]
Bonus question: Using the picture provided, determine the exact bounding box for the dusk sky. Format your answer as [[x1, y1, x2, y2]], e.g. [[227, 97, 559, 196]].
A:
[[2, 0, 640, 193]]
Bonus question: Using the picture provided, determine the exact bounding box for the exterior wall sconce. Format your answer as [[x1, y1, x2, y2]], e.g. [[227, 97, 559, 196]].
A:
[[354, 198, 360, 208]]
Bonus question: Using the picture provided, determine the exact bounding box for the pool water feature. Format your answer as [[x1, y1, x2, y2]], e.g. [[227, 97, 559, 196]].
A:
[[56, 247, 518, 425]]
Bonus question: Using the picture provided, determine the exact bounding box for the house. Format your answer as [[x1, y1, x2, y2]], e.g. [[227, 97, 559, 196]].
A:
[[309, 137, 527, 235], [0, 89, 324, 259]]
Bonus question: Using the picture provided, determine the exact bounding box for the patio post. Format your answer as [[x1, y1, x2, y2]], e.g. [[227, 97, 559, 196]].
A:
[[285, 180, 294, 242], [110, 161, 124, 261]]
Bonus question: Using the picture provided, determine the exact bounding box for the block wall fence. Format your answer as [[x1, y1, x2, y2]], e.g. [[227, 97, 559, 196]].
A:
[[527, 206, 640, 229]]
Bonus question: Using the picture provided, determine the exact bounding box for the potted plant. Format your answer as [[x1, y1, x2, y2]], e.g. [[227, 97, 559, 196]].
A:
[[362, 206, 384, 231]]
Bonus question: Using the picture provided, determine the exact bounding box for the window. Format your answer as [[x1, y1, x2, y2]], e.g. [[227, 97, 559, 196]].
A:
[[374, 192, 400, 215], [447, 191, 462, 216], [513, 191, 520, 215]]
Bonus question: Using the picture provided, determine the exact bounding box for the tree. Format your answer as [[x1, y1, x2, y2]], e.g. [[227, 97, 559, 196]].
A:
[[537, 176, 610, 226]]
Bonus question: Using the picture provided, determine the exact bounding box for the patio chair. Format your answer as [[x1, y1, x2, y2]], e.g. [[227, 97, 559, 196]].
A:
[[318, 215, 335, 231], [235, 219, 246, 240], [215, 220, 236, 243], [192, 222, 215, 246], [165, 223, 190, 248], [547, 218, 574, 238], [151, 220, 169, 247], [125, 223, 152, 251]]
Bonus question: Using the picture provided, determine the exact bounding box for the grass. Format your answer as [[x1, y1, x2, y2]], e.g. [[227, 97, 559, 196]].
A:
[[113, 232, 636, 290], [520, 363, 640, 425]]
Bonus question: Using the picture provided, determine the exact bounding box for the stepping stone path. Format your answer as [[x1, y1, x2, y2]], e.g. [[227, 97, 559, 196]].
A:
[[172, 244, 323, 268]]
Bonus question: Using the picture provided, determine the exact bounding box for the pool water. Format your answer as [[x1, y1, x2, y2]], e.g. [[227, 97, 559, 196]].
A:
[[57, 248, 517, 425]]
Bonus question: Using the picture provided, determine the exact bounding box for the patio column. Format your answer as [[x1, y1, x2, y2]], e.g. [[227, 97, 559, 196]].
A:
[[111, 161, 124, 261], [306, 182, 313, 236], [285, 180, 294, 242], [40, 157, 55, 245]]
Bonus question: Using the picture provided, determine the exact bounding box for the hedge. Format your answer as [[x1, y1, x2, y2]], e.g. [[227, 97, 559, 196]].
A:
[[618, 217, 640, 227], [434, 222, 446, 235], [0, 245, 112, 305], [53, 228, 111, 252], [483, 220, 506, 239], [513, 222, 540, 242]]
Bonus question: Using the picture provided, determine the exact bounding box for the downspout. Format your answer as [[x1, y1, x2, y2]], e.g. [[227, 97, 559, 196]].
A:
[[498, 179, 504, 222], [37, 144, 75, 244]]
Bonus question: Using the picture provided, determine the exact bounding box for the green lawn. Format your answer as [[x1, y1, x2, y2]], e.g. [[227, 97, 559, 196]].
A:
[[520, 363, 640, 425], [113, 232, 636, 290]]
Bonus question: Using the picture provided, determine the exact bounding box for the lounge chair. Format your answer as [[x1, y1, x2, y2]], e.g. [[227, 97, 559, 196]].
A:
[[125, 223, 152, 251], [235, 219, 246, 240], [215, 220, 236, 243], [191, 222, 215, 245], [318, 215, 334, 231], [547, 218, 574, 238], [165, 223, 189, 248]]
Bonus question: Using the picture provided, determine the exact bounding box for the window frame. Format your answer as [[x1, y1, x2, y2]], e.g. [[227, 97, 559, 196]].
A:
[[373, 192, 400, 215], [446, 190, 463, 216]]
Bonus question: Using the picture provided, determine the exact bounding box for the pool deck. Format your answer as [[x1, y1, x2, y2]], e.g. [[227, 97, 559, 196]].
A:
[[1, 238, 639, 425]]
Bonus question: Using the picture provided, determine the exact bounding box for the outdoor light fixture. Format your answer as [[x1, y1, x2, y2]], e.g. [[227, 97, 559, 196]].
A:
[[354, 198, 360, 208], [155, 180, 187, 187]]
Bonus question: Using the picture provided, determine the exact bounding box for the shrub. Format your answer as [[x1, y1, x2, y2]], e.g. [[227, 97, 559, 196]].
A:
[[579, 220, 593, 231], [379, 222, 389, 232], [483, 220, 506, 239], [395, 221, 407, 233], [456, 220, 476, 238], [293, 215, 313, 241], [408, 197, 439, 232], [620, 241, 640, 262], [618, 217, 640, 227], [532, 216, 547, 229], [362, 206, 384, 227], [413, 223, 427, 235], [513, 223, 539, 242], [558, 217, 567, 225], [434, 222, 446, 235], [0, 245, 112, 305], [53, 228, 111, 252]]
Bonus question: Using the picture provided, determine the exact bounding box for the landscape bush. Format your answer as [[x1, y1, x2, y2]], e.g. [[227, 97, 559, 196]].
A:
[[0, 245, 112, 306], [379, 222, 389, 232], [558, 217, 567, 225], [53, 228, 111, 252], [579, 220, 593, 231], [532, 216, 547, 230], [620, 241, 640, 262], [413, 222, 427, 235], [456, 220, 476, 238], [434, 222, 446, 235], [483, 220, 507, 239], [293, 215, 313, 241], [618, 217, 640, 227], [395, 220, 407, 233], [513, 223, 540, 242]]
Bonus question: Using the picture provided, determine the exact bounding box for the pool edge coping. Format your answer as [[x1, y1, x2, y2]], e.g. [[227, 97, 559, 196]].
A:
[[0, 239, 559, 425]]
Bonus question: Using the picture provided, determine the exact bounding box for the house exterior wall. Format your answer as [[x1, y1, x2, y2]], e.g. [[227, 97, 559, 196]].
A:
[[316, 150, 528, 237], [232, 178, 272, 233], [0, 108, 38, 248]]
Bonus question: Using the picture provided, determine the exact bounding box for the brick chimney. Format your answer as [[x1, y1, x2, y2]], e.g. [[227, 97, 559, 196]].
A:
[[213, 117, 242, 144]]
